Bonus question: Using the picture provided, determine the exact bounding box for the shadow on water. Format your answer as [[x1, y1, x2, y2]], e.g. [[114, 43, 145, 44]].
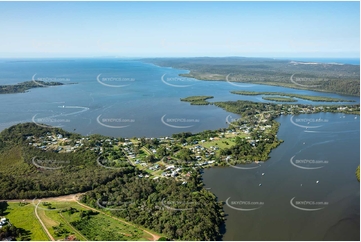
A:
[[323, 217, 360, 241], [219, 222, 227, 241]]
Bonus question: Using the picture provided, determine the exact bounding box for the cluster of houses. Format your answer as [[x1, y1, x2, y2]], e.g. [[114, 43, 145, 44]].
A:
[[123, 146, 136, 159], [149, 164, 160, 171], [189, 145, 216, 161], [27, 133, 85, 153], [161, 165, 182, 177]]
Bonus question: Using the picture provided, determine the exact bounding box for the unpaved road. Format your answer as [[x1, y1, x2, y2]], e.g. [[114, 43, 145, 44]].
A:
[[3, 193, 161, 241], [35, 202, 55, 241], [0, 193, 84, 203]]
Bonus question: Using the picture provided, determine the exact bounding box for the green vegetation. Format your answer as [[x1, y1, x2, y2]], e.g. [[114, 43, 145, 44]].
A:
[[1, 202, 48, 240], [142, 57, 360, 96], [0, 81, 64, 94], [2, 201, 155, 241], [230, 90, 353, 102], [68, 209, 152, 241], [356, 166, 360, 182], [0, 123, 225, 240], [0, 99, 359, 241], [262, 96, 297, 102], [0, 224, 24, 241], [180, 96, 214, 105], [0, 123, 133, 199], [80, 175, 224, 240], [41, 203, 155, 241], [36, 202, 88, 241]]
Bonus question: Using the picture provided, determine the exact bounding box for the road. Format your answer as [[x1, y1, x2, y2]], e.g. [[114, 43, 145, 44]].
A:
[[34, 202, 55, 241], [4, 193, 161, 241]]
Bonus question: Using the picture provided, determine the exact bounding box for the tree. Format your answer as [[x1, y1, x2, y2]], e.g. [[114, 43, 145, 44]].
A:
[[146, 154, 156, 163]]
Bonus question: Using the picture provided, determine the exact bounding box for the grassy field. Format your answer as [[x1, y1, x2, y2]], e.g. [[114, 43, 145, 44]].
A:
[[36, 202, 88, 241], [36, 201, 153, 241], [200, 134, 245, 149], [4, 202, 49, 241], [182, 136, 238, 158], [3, 201, 157, 241], [67, 211, 151, 241]]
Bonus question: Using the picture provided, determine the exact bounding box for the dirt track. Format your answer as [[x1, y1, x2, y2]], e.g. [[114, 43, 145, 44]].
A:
[[3, 193, 161, 241], [0, 193, 85, 203]]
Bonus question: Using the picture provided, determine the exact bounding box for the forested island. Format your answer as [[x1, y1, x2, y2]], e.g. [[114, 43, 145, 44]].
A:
[[142, 57, 360, 96], [0, 81, 65, 94], [180, 96, 214, 105], [262, 96, 297, 102]]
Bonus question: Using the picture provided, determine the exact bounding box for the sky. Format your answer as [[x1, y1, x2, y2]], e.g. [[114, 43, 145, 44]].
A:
[[0, 1, 359, 58]]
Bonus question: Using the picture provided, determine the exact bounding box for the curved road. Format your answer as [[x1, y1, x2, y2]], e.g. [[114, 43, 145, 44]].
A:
[[34, 201, 55, 241]]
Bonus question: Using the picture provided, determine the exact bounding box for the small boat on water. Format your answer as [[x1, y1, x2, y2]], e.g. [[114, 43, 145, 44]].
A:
[[259, 183, 262, 186], [316, 180, 319, 184], [261, 173, 265, 176]]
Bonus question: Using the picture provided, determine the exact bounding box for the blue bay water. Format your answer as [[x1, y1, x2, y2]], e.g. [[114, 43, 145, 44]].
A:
[[0, 58, 359, 138], [203, 113, 360, 240]]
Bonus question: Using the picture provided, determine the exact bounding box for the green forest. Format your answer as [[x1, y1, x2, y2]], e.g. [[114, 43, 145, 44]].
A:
[[142, 57, 360, 96], [80, 174, 224, 240]]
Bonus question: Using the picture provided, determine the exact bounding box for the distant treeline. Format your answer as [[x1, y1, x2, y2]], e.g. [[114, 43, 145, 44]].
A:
[[142, 57, 360, 96], [230, 91, 354, 102]]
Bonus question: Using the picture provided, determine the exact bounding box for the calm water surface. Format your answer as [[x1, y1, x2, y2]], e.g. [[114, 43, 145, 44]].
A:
[[0, 59, 358, 138], [203, 113, 360, 240]]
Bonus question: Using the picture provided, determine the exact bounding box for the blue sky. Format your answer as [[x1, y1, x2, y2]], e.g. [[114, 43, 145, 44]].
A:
[[0, 1, 359, 58]]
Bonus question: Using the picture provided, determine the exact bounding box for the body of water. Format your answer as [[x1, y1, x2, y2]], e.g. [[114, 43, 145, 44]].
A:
[[0, 58, 358, 138], [203, 113, 360, 240]]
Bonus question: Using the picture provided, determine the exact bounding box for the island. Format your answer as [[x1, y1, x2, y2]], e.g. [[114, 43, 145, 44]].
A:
[[0, 80, 65, 94], [180, 95, 214, 105], [262, 96, 298, 102]]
